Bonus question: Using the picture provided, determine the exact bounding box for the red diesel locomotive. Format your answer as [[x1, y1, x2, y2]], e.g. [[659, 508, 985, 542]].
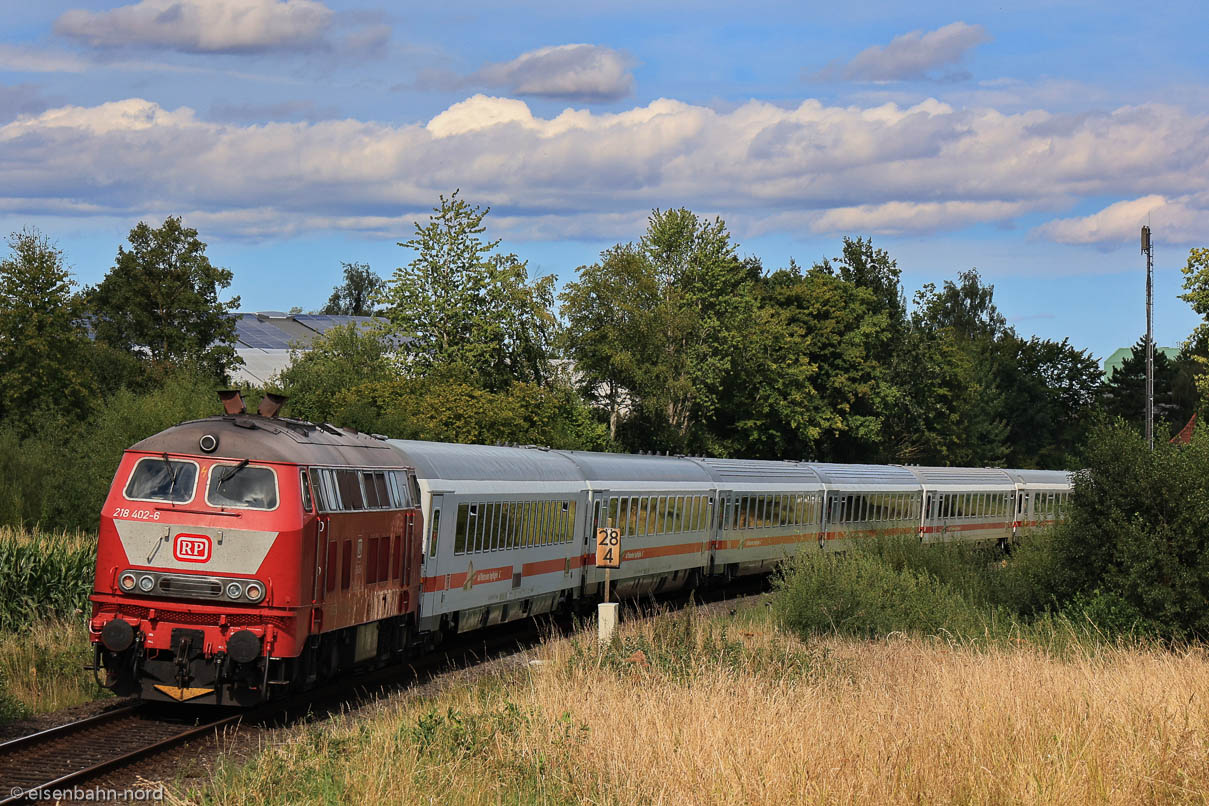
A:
[[90, 393, 423, 705]]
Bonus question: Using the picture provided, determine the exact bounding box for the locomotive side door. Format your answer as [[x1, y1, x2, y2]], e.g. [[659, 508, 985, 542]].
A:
[[301, 469, 326, 601]]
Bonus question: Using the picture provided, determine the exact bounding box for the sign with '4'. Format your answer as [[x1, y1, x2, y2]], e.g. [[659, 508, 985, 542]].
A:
[[595, 527, 621, 569]]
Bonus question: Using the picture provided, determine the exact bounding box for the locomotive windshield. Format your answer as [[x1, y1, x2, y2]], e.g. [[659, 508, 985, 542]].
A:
[[205, 463, 279, 510], [124, 456, 198, 503]]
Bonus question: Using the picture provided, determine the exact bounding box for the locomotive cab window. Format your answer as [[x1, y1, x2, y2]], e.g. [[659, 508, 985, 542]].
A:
[[124, 457, 198, 504], [206, 463, 279, 510]]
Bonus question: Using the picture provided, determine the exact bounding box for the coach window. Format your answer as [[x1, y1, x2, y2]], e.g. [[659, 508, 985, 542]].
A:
[[454, 504, 469, 554], [479, 504, 491, 552], [471, 503, 484, 553], [125, 456, 198, 504], [517, 502, 530, 547], [546, 501, 558, 545]]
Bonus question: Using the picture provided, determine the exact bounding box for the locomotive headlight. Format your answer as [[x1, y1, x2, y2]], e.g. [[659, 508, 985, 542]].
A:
[[244, 582, 264, 602], [137, 574, 155, 592], [226, 582, 244, 599], [119, 572, 137, 592]]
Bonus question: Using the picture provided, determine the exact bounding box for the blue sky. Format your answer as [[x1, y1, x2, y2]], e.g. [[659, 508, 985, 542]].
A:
[[3, 1, 1208, 362]]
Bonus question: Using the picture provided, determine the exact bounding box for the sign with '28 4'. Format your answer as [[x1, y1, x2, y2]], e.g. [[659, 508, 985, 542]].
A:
[[595, 528, 621, 569]]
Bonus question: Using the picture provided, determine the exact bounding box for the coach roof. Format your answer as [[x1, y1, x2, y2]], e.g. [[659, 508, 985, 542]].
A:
[[387, 440, 585, 482]]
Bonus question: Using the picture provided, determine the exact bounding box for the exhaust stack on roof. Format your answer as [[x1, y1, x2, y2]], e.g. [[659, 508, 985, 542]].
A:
[[257, 393, 287, 418], [218, 390, 245, 415]]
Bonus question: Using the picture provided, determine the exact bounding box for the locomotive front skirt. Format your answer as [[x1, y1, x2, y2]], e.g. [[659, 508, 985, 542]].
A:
[[89, 412, 1072, 705]]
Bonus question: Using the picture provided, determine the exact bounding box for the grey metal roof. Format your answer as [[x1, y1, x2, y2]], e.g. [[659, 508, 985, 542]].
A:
[[233, 312, 384, 350], [689, 458, 824, 485], [386, 440, 585, 483], [1005, 469, 1074, 487], [558, 451, 716, 484], [806, 462, 921, 488], [132, 416, 402, 466], [904, 466, 1017, 488]]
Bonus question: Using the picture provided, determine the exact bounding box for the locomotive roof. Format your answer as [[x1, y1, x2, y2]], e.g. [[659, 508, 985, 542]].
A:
[[130, 416, 403, 467], [386, 440, 585, 482]]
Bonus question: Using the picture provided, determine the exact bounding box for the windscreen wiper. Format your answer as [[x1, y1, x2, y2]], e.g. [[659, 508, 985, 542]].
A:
[[218, 458, 250, 487], [161, 452, 179, 496]]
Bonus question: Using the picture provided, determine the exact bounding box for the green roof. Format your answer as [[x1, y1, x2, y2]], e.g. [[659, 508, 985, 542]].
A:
[[1102, 346, 1179, 381]]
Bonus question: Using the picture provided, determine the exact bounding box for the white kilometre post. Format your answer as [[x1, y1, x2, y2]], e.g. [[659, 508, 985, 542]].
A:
[[596, 519, 621, 645]]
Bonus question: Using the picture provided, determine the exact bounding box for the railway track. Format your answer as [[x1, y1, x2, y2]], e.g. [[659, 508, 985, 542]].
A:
[[0, 704, 243, 803]]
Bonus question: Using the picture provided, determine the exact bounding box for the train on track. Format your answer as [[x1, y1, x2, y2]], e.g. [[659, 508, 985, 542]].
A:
[[89, 392, 1072, 705]]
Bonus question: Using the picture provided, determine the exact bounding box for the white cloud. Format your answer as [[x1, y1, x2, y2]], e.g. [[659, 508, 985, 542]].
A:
[[1036, 194, 1209, 246], [54, 0, 334, 53], [817, 22, 990, 82], [470, 44, 634, 102], [2, 94, 1209, 246]]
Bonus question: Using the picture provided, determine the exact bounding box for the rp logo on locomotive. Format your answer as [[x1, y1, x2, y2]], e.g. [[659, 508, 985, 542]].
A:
[[174, 533, 212, 563]]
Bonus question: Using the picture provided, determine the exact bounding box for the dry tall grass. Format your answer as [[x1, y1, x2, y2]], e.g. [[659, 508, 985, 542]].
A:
[[190, 608, 1209, 805]]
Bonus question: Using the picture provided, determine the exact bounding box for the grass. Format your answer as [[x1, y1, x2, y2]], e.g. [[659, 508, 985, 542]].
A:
[[171, 601, 1209, 806], [0, 617, 109, 720]]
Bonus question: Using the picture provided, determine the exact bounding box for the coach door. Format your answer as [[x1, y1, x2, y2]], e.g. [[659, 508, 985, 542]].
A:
[[425, 495, 444, 574]]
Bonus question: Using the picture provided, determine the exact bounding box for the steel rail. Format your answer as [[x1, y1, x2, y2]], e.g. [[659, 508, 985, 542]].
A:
[[0, 706, 242, 804]]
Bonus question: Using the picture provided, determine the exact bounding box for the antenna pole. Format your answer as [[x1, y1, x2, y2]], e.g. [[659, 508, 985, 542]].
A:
[[1142, 225, 1154, 451]]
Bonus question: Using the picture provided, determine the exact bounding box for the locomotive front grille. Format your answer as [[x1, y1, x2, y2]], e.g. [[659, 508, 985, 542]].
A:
[[158, 575, 224, 598]]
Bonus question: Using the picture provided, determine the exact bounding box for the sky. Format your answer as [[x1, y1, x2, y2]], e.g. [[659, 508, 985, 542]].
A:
[[2, 0, 1208, 363]]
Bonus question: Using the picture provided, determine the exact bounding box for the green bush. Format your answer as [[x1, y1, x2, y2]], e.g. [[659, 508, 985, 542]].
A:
[[772, 546, 989, 641], [1045, 420, 1209, 640]]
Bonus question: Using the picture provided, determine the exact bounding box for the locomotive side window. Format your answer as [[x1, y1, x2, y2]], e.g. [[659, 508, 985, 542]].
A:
[[300, 469, 313, 513], [125, 457, 198, 504], [206, 464, 278, 510], [336, 470, 364, 510], [362, 474, 381, 508]]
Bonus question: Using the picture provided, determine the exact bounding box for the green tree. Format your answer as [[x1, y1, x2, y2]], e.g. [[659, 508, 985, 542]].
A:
[[383, 192, 556, 390], [639, 208, 759, 451], [1101, 336, 1186, 432], [900, 270, 1013, 465], [728, 262, 895, 460], [816, 236, 907, 337], [276, 323, 395, 424], [1179, 246, 1209, 408], [998, 335, 1102, 467], [0, 229, 94, 429], [88, 216, 241, 378], [332, 377, 609, 450], [559, 244, 660, 441], [321, 261, 384, 316]]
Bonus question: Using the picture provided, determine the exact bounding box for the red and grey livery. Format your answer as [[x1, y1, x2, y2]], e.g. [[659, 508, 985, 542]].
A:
[[90, 394, 1071, 705]]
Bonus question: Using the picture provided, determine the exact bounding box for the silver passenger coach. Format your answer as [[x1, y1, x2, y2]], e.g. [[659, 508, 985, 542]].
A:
[[386, 439, 1071, 636]]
